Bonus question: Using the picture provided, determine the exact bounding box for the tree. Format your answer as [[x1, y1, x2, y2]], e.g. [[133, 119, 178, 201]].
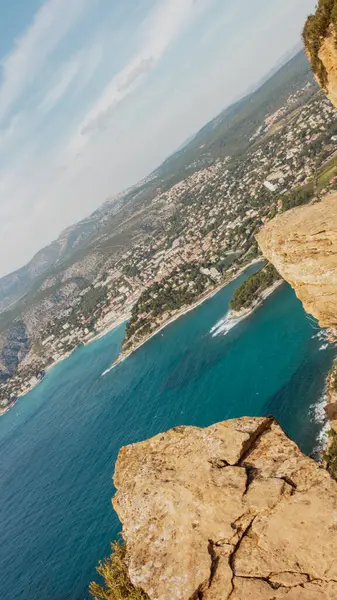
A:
[[123, 265, 139, 277], [303, 0, 337, 87], [89, 540, 148, 600]]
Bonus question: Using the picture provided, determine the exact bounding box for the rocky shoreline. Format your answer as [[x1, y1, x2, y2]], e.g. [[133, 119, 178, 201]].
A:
[[325, 359, 337, 431]]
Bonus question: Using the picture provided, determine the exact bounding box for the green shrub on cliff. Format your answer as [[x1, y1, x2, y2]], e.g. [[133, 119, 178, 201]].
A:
[[303, 0, 337, 87], [89, 540, 148, 600]]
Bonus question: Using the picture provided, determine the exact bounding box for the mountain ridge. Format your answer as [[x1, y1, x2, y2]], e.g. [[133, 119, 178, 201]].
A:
[[0, 51, 314, 314]]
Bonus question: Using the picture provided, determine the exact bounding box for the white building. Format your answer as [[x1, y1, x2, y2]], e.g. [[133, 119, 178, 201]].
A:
[[263, 181, 277, 192]]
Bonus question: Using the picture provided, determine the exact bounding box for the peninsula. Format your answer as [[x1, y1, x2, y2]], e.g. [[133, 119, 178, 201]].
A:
[[105, 259, 264, 373], [105, 261, 282, 373], [228, 262, 282, 319], [2, 49, 337, 413]]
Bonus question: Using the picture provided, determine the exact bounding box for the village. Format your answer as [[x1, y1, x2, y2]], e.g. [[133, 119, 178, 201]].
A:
[[1, 85, 337, 411]]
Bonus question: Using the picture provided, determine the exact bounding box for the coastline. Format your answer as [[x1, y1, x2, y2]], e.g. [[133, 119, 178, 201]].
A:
[[226, 279, 284, 323], [0, 258, 270, 413], [0, 349, 75, 417], [0, 314, 131, 417], [103, 259, 265, 375], [84, 314, 130, 346]]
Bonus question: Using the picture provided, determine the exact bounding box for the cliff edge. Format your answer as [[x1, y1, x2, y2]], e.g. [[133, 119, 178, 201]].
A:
[[92, 7, 337, 600], [316, 26, 337, 107], [112, 417, 337, 600], [256, 193, 337, 329], [256, 0, 337, 332], [303, 0, 337, 104]]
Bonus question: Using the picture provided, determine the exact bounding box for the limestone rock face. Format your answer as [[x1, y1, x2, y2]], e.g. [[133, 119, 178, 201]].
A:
[[113, 417, 337, 600], [317, 29, 337, 110], [256, 194, 337, 329]]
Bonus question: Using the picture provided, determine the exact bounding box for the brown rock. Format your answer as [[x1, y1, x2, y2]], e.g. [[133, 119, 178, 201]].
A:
[[112, 417, 337, 600], [256, 194, 337, 329], [325, 402, 337, 421], [317, 28, 337, 110]]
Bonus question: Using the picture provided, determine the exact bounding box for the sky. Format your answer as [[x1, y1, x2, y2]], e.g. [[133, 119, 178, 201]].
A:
[[0, 0, 317, 277]]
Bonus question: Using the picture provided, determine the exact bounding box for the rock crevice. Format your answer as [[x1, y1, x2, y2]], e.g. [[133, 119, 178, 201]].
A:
[[112, 417, 337, 600]]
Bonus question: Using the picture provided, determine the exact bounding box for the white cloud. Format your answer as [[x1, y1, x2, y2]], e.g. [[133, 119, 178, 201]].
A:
[[38, 60, 81, 115], [0, 39, 103, 160], [38, 42, 103, 116], [0, 0, 317, 276], [0, 0, 91, 123], [67, 0, 202, 152]]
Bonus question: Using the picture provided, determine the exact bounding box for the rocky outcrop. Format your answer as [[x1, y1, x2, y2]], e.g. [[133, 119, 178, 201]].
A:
[[256, 194, 337, 329], [303, 1, 337, 97], [317, 28, 337, 108], [113, 417, 337, 600]]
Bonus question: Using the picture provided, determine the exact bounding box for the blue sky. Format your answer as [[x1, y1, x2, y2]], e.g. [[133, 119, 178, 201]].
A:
[[0, 0, 316, 275]]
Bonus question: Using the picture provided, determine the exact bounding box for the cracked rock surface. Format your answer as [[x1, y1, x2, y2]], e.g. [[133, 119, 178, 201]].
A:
[[112, 417, 337, 600]]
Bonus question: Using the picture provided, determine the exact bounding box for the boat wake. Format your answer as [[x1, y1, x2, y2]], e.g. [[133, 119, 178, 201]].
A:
[[210, 312, 244, 337]]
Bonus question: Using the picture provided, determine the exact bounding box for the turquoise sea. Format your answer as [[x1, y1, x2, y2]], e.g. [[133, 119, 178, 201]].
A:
[[0, 265, 335, 600]]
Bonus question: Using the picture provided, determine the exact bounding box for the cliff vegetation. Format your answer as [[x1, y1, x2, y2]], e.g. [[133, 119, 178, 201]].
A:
[[324, 430, 337, 480], [90, 541, 148, 600], [303, 0, 337, 86]]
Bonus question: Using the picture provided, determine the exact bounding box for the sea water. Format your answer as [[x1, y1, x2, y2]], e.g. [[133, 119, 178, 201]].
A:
[[0, 266, 335, 600]]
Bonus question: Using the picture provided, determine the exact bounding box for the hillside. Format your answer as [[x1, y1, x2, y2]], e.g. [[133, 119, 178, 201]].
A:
[[0, 51, 315, 317], [1, 49, 330, 404], [0, 191, 136, 313], [156, 51, 315, 178]]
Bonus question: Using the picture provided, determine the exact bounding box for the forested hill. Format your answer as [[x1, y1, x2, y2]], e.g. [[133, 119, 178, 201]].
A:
[[229, 264, 280, 312], [155, 51, 316, 178]]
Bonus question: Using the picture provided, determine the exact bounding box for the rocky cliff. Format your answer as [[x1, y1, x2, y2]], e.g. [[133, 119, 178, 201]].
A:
[[303, 1, 337, 104], [112, 417, 337, 600], [263, 1, 337, 331], [316, 27, 337, 108], [256, 193, 337, 330], [97, 9, 337, 600]]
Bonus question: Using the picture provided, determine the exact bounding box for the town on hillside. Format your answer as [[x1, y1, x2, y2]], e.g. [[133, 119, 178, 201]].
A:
[[2, 83, 337, 412]]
